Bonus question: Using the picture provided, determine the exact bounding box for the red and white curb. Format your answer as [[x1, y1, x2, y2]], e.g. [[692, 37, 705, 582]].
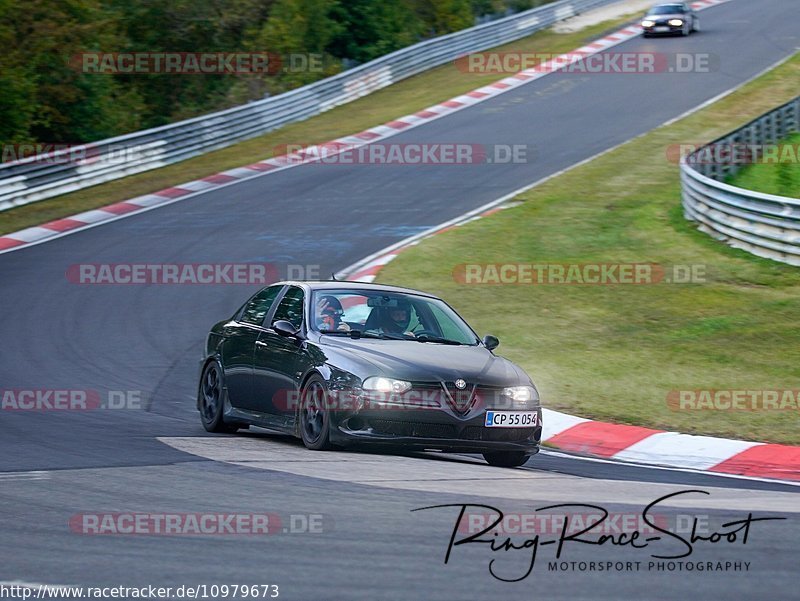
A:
[[340, 146, 799, 486], [543, 409, 800, 481], [0, 0, 728, 255]]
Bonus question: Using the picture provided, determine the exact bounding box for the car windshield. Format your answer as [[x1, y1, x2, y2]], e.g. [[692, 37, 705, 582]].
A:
[[310, 289, 480, 345], [648, 4, 685, 14]]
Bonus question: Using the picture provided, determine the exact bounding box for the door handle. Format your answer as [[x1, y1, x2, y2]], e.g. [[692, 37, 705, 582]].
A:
[[256, 340, 268, 347]]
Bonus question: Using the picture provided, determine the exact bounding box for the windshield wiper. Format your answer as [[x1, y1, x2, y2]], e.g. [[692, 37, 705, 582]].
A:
[[413, 335, 465, 345], [321, 330, 469, 344], [355, 331, 393, 339], [319, 330, 393, 340], [322, 330, 450, 341]]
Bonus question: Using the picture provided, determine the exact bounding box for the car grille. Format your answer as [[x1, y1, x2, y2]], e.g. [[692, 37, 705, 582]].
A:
[[405, 381, 480, 415], [442, 382, 476, 414], [367, 419, 536, 442], [462, 427, 536, 442], [369, 419, 457, 439]]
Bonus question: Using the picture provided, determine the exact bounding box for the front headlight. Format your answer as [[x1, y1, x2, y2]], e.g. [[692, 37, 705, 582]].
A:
[[668, 19, 684, 26], [362, 377, 412, 394], [502, 385, 539, 409], [641, 19, 655, 27]]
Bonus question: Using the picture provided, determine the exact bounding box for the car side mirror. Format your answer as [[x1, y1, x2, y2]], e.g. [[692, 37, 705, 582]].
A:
[[482, 335, 499, 351], [273, 320, 300, 338]]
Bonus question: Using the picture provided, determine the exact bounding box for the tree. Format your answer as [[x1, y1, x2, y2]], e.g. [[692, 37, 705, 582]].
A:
[[411, 0, 474, 37], [0, 0, 142, 145], [329, 1, 422, 64], [0, 0, 541, 148], [247, 0, 343, 91]]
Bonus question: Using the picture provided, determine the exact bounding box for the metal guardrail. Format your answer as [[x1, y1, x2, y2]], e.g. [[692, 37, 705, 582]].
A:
[[0, 0, 620, 212], [681, 96, 800, 266]]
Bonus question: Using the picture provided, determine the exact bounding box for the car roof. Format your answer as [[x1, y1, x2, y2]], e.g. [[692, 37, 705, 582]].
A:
[[275, 280, 439, 299]]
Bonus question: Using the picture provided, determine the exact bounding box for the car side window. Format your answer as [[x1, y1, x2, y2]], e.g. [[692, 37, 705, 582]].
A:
[[240, 285, 282, 326], [272, 286, 305, 329]]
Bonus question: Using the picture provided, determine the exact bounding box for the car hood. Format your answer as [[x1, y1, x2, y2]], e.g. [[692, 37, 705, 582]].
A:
[[319, 337, 531, 387]]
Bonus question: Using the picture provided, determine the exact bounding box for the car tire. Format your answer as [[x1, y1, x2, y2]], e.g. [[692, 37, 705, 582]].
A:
[[642, 32, 650, 38], [199, 360, 240, 433], [483, 451, 530, 468], [299, 375, 333, 451], [681, 22, 690, 36], [692, 17, 699, 32]]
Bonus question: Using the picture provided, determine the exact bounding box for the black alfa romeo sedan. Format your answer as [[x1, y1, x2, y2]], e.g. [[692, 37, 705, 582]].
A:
[[198, 281, 542, 467]]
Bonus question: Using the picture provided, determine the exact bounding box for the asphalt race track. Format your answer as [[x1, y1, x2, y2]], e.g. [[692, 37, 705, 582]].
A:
[[1, 1, 798, 599]]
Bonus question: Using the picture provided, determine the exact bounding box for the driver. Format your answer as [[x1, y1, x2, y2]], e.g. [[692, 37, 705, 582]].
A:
[[315, 295, 350, 332], [379, 299, 415, 337]]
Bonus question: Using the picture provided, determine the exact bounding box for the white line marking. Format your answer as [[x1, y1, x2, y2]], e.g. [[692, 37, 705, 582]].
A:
[[0, 471, 50, 481], [0, 581, 78, 589]]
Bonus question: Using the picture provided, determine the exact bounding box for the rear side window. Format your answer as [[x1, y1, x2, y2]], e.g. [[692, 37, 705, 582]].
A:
[[272, 286, 305, 329], [240, 285, 282, 326]]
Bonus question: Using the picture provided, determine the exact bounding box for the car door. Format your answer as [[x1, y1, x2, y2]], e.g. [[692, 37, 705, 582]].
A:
[[252, 285, 306, 425], [222, 284, 283, 411]]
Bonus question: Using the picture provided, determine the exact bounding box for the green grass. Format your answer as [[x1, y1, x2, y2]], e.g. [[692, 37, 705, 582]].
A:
[[377, 54, 800, 445], [0, 13, 643, 235], [727, 132, 800, 197]]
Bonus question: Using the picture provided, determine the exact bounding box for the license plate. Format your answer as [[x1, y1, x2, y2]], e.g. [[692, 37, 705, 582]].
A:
[[485, 411, 538, 428], [654, 26, 669, 32]]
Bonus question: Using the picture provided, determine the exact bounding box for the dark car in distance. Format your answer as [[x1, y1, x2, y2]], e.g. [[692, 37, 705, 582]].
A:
[[642, 2, 698, 37], [198, 281, 542, 467]]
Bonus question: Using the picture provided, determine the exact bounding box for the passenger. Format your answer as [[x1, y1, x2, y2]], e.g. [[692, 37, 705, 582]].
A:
[[315, 295, 351, 332]]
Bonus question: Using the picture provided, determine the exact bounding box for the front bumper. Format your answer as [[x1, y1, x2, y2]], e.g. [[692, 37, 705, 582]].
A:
[[643, 22, 685, 35], [329, 404, 542, 454]]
